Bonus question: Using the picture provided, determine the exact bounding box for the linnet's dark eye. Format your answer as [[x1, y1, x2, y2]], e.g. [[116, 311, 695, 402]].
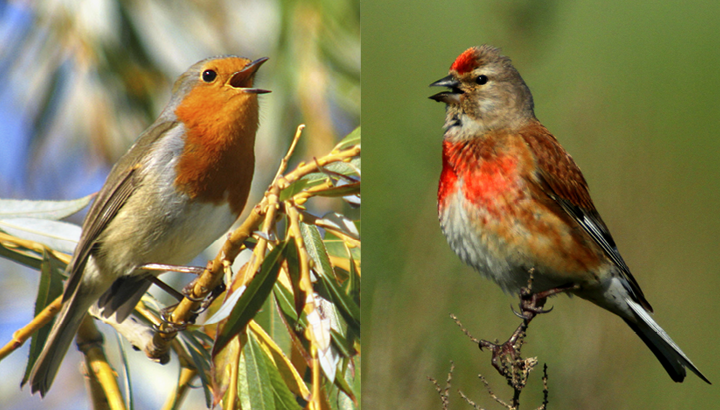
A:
[[202, 70, 217, 83], [476, 75, 488, 85]]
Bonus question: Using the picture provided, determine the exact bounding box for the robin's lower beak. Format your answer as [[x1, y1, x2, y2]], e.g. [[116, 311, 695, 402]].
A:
[[229, 57, 271, 94], [429, 74, 462, 104]]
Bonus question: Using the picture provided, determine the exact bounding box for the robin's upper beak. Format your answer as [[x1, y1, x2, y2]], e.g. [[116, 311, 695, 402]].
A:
[[429, 74, 462, 104], [229, 57, 271, 94]]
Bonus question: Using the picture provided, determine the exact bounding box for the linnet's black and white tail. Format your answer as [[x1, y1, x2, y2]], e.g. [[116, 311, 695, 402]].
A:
[[624, 297, 710, 384]]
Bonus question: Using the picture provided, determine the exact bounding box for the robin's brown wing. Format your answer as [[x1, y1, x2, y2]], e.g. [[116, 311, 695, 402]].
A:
[[63, 120, 178, 300]]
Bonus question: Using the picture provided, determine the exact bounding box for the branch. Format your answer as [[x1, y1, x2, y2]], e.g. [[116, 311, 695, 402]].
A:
[[77, 315, 126, 410], [0, 295, 62, 360], [144, 125, 361, 362], [447, 271, 563, 409]]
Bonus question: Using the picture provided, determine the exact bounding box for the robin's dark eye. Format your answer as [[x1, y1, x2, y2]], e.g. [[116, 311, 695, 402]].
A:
[[202, 70, 217, 83], [476, 75, 488, 85]]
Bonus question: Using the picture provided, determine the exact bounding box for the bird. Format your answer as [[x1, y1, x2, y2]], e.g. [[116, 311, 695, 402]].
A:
[[27, 55, 270, 396], [430, 45, 710, 384]]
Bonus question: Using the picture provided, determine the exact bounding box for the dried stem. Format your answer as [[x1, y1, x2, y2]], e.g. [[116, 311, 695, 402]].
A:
[[428, 361, 454, 410], [445, 271, 566, 409]]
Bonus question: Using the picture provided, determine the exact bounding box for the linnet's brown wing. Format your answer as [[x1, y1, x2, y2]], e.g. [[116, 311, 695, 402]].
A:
[[519, 120, 652, 312]]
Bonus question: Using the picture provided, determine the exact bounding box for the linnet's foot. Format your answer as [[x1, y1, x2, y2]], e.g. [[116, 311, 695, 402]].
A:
[[513, 282, 580, 321]]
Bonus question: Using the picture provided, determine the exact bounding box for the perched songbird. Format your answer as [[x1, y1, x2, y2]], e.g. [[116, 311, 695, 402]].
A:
[[430, 45, 709, 383], [28, 55, 270, 395]]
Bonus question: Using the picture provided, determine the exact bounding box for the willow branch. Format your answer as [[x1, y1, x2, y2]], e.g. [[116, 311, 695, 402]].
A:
[[0, 295, 62, 360], [77, 315, 126, 410], [145, 132, 359, 361]]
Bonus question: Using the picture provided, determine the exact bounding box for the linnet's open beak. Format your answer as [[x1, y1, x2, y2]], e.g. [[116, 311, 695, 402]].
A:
[[429, 74, 462, 104]]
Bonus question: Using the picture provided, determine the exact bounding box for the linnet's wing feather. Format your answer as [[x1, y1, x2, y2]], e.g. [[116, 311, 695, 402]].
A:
[[519, 120, 652, 311]]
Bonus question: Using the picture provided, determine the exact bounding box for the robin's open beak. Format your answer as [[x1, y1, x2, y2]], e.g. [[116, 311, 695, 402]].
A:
[[229, 57, 271, 94], [429, 74, 462, 104]]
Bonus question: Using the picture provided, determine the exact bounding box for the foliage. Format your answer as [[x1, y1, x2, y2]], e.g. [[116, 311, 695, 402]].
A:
[[0, 128, 361, 410]]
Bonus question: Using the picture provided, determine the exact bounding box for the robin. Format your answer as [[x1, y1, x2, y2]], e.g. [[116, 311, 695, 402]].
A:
[[431, 45, 709, 383], [28, 55, 270, 396]]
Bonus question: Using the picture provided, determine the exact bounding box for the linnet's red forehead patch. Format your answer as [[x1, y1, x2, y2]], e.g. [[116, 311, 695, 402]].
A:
[[450, 48, 477, 74]]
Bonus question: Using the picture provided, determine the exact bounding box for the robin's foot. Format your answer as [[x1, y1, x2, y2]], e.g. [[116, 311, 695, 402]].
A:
[[146, 276, 185, 302], [180, 278, 227, 314], [155, 304, 193, 332]]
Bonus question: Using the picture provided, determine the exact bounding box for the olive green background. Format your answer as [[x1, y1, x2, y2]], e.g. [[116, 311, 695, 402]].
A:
[[363, 1, 720, 408]]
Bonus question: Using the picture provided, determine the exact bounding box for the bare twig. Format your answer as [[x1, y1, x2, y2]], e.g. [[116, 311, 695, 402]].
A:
[[450, 314, 480, 344], [428, 361, 454, 410], [537, 364, 549, 410], [448, 270, 568, 409]]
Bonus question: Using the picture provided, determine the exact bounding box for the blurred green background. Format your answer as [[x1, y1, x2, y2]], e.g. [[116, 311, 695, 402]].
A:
[[364, 0, 720, 409]]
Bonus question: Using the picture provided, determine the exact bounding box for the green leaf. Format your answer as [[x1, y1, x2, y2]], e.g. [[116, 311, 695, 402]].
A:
[[239, 331, 276, 410], [331, 362, 357, 407], [178, 330, 214, 407], [318, 267, 360, 336], [212, 241, 289, 356], [273, 283, 309, 330], [279, 179, 310, 202], [0, 194, 93, 220], [284, 237, 305, 321], [310, 182, 360, 198], [300, 223, 360, 336], [334, 127, 360, 151], [327, 357, 360, 410], [320, 231, 346, 260], [348, 256, 360, 311], [0, 240, 44, 270], [300, 222, 334, 281], [0, 218, 81, 254], [330, 329, 353, 358], [324, 159, 361, 178], [252, 329, 303, 410], [22, 249, 65, 384]]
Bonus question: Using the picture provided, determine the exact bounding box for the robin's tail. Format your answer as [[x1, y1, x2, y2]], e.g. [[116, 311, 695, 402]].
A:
[[624, 298, 710, 384], [26, 287, 93, 396]]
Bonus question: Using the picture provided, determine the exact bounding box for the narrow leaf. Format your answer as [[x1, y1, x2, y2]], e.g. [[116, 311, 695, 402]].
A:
[[22, 249, 65, 383], [0, 218, 80, 254], [249, 327, 303, 409], [310, 182, 360, 198], [334, 127, 360, 151], [204, 285, 246, 325], [0, 194, 93, 220], [318, 275, 360, 336], [249, 321, 310, 401], [0, 240, 44, 269], [212, 242, 288, 356], [302, 223, 360, 335], [177, 330, 214, 407], [332, 364, 358, 406], [239, 330, 275, 410]]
